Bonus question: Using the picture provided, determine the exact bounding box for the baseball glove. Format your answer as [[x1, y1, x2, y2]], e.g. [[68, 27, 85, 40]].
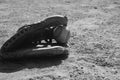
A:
[[0, 15, 69, 59]]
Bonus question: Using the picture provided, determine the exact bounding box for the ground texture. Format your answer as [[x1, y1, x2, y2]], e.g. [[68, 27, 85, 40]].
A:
[[0, 0, 120, 80]]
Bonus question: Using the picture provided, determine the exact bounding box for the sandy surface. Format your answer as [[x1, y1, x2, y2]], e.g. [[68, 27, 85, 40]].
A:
[[0, 0, 120, 80]]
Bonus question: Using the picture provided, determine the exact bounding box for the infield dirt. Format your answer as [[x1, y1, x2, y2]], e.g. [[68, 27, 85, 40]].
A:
[[0, 0, 120, 80]]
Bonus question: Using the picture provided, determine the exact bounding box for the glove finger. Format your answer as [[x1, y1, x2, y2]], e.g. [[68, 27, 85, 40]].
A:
[[1, 46, 68, 59]]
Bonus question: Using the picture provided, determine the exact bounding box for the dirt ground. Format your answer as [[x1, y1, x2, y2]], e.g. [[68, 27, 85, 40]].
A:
[[0, 0, 120, 80]]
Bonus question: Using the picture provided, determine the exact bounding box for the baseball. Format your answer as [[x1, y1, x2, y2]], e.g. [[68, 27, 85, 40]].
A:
[[53, 26, 70, 44]]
